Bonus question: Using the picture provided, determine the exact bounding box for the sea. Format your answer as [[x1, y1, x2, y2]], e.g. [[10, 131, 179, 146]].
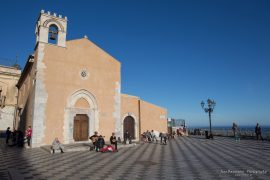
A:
[[188, 126, 270, 138]]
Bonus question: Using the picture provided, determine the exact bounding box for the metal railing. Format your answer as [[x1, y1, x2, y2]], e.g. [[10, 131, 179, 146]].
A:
[[188, 128, 270, 140]]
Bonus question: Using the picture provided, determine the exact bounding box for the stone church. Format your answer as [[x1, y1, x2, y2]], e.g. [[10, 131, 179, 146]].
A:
[[15, 10, 167, 147]]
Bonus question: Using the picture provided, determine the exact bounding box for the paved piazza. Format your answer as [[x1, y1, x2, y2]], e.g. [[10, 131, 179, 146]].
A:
[[0, 136, 269, 180]]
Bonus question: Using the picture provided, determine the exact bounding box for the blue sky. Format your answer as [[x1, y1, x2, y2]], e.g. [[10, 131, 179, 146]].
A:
[[0, 0, 270, 127]]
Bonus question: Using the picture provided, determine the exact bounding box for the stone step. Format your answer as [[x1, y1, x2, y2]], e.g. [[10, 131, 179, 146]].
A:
[[41, 142, 137, 153]]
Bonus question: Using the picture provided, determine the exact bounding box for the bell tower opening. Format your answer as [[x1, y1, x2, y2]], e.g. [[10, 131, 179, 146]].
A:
[[35, 10, 67, 47], [48, 24, 58, 44]]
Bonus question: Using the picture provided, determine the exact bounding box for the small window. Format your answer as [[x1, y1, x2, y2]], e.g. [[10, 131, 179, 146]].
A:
[[48, 24, 58, 44]]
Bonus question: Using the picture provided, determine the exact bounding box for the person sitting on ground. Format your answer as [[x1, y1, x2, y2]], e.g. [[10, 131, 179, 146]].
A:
[[110, 132, 118, 151], [89, 131, 99, 151], [100, 145, 116, 153], [124, 130, 130, 144], [141, 132, 146, 143], [51, 137, 64, 153], [117, 137, 122, 143], [96, 135, 105, 152]]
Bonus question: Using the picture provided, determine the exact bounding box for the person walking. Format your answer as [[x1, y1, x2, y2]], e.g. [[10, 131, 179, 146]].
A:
[[255, 123, 263, 141], [110, 132, 118, 152], [5, 127, 11, 145], [232, 122, 237, 138], [25, 126, 32, 147]]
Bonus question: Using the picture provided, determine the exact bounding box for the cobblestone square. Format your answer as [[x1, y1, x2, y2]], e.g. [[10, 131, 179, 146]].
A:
[[1, 136, 269, 180]]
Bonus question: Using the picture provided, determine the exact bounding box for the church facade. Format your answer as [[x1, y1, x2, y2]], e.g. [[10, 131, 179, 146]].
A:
[[15, 10, 167, 147]]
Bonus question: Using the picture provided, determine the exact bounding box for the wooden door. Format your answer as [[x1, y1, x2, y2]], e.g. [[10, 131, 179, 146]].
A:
[[123, 116, 135, 139], [73, 114, 89, 141]]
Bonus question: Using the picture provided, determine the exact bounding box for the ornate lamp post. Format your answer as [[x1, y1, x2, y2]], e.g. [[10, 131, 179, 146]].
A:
[[201, 99, 216, 139]]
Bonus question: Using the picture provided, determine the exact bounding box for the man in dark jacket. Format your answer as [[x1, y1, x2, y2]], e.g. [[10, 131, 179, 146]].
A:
[[5, 127, 11, 145], [96, 135, 105, 152], [89, 131, 99, 151], [255, 123, 263, 141], [110, 132, 118, 151]]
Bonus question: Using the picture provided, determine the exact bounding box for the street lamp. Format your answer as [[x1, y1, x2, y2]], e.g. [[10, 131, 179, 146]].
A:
[[201, 99, 216, 139]]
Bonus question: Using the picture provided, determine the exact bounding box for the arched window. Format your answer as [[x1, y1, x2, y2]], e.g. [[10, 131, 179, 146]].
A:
[[48, 24, 58, 44]]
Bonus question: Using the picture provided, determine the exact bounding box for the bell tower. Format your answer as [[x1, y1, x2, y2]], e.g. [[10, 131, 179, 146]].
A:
[[35, 10, 67, 47]]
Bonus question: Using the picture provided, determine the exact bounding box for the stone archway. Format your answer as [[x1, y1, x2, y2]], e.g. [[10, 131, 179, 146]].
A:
[[122, 113, 139, 141], [63, 89, 98, 144], [123, 116, 135, 139]]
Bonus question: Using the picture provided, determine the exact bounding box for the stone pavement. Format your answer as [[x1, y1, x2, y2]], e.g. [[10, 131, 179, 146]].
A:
[[0, 136, 269, 180]]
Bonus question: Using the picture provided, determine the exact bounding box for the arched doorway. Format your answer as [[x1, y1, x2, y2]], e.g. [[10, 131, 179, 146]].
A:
[[73, 114, 89, 141], [123, 116, 135, 139], [64, 89, 99, 144]]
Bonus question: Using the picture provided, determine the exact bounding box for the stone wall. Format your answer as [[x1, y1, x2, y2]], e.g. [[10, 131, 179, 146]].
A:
[[121, 94, 168, 141], [0, 66, 21, 131], [0, 106, 15, 130]]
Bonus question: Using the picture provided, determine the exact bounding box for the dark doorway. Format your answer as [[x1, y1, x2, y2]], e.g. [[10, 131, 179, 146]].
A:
[[73, 114, 89, 141], [123, 116, 135, 139]]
